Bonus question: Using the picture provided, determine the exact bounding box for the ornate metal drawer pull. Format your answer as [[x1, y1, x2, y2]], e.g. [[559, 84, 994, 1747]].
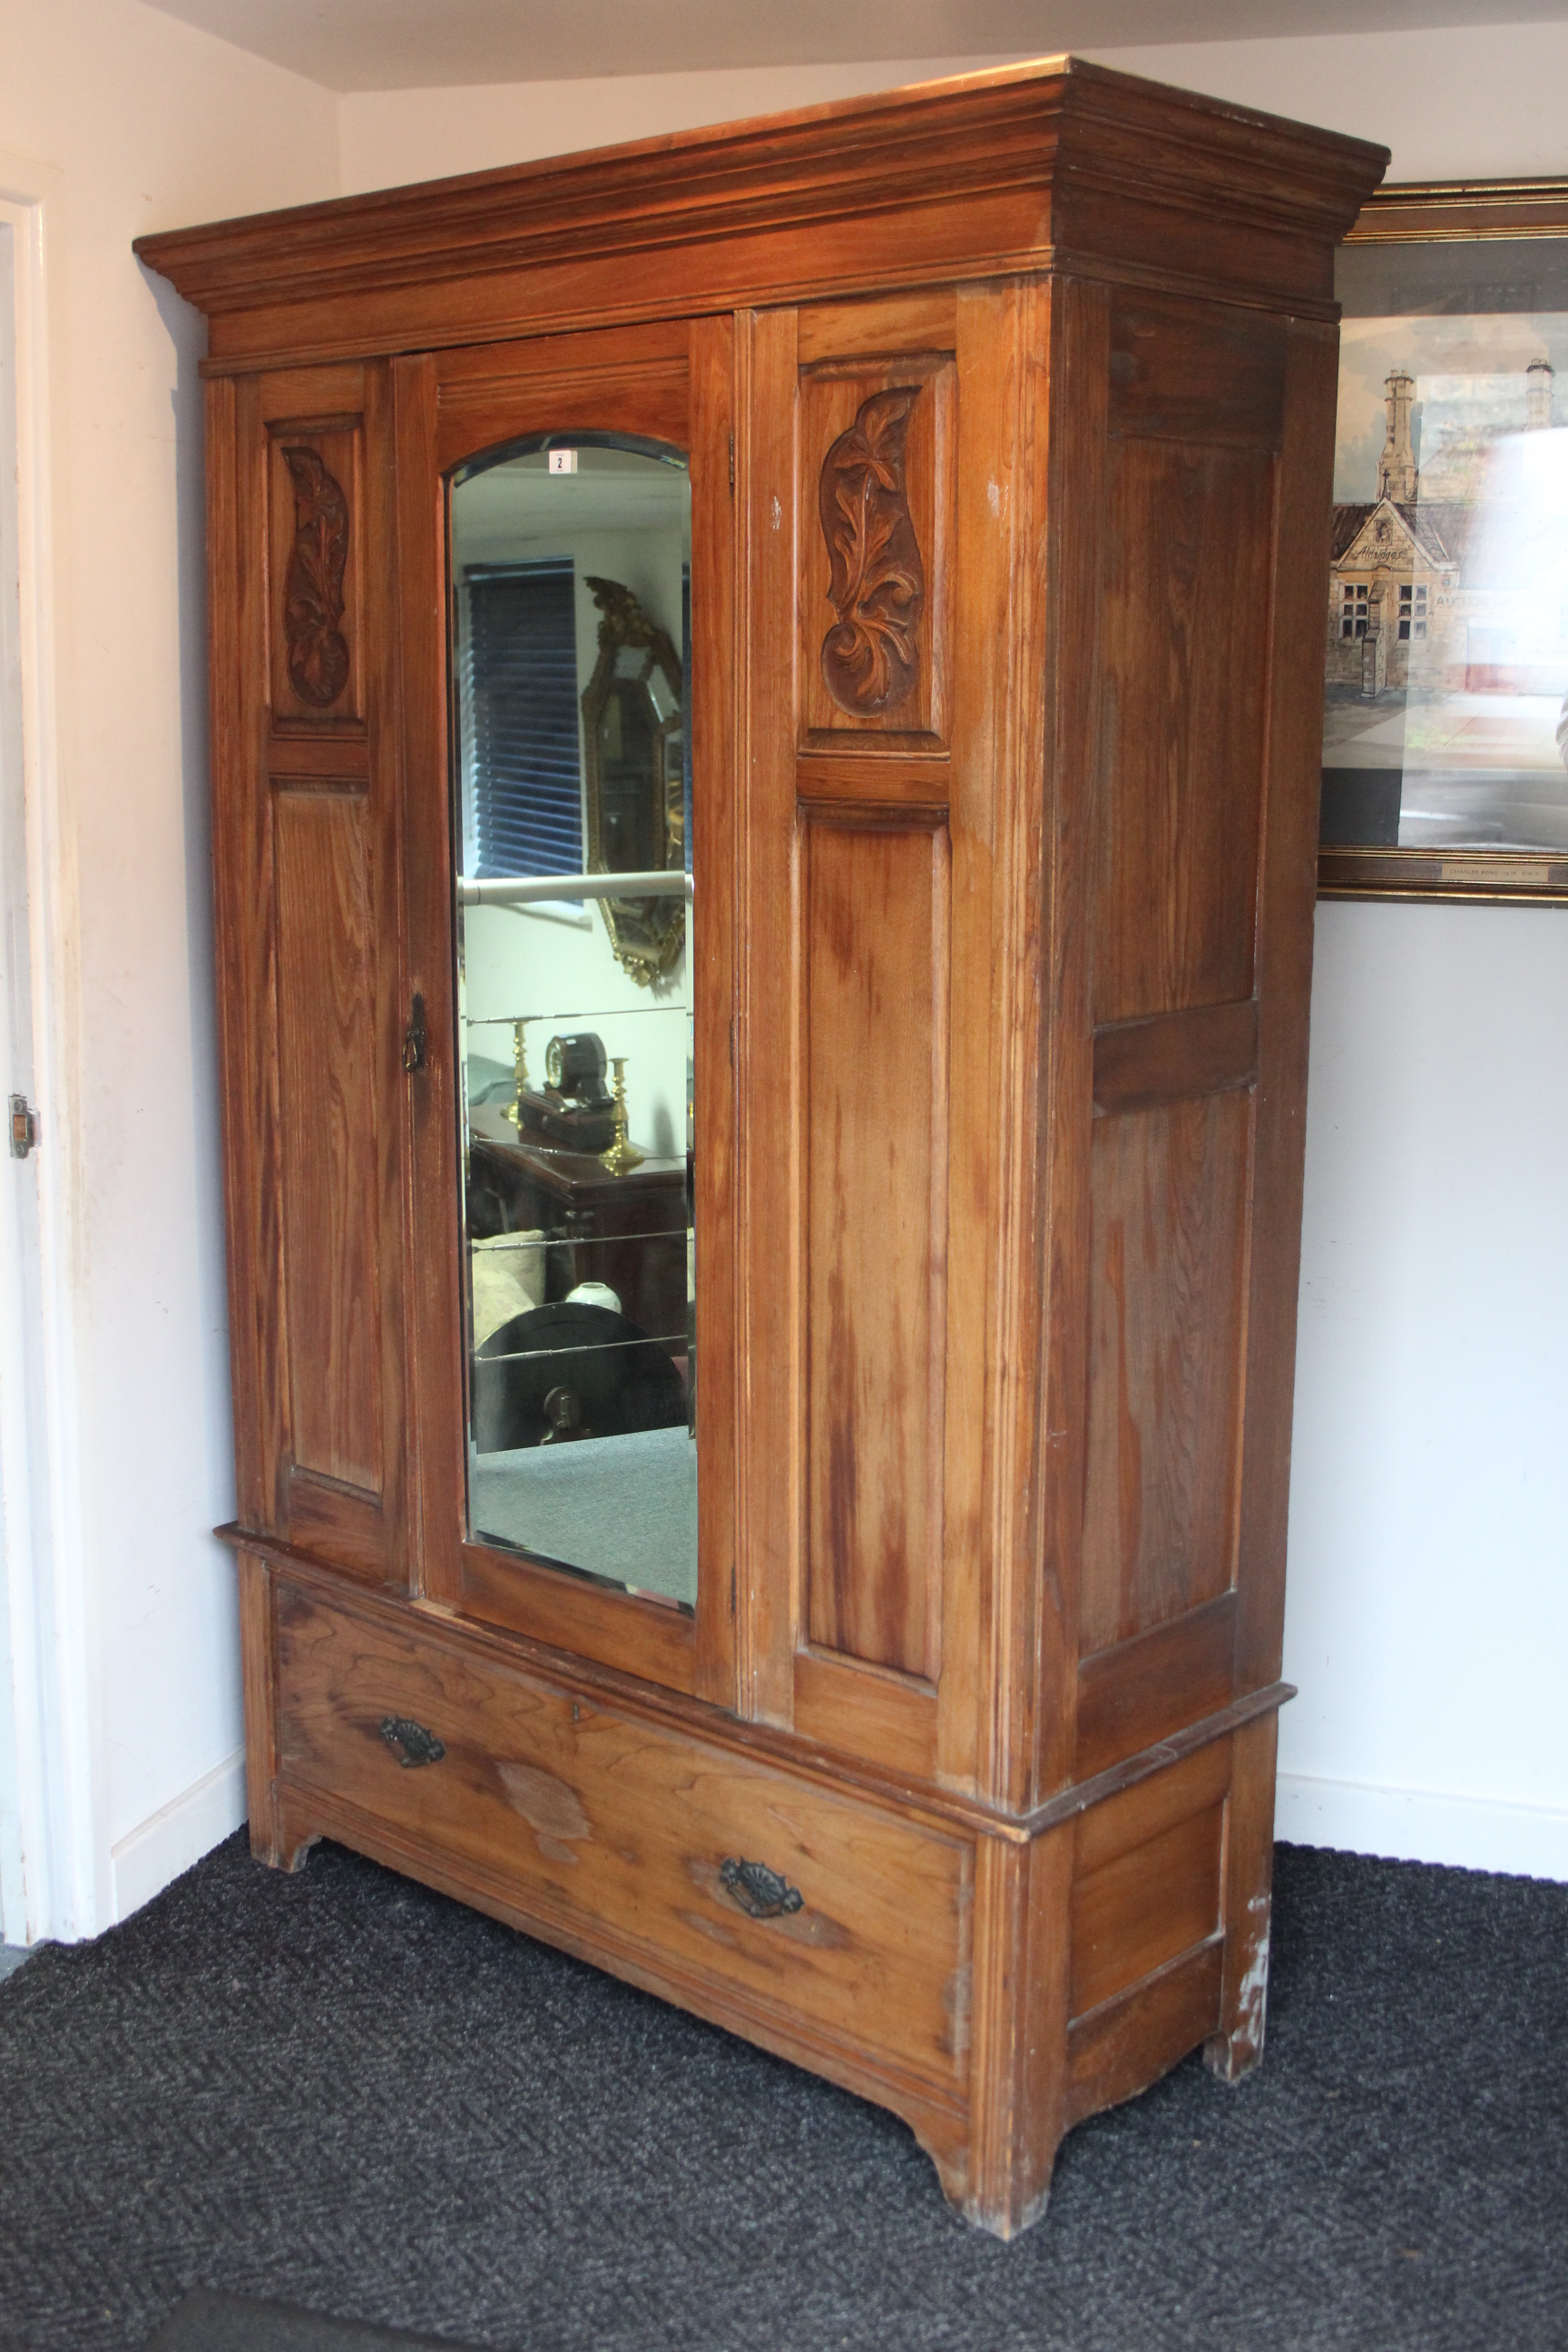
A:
[[380, 1716, 446, 1769], [719, 1857, 804, 1919]]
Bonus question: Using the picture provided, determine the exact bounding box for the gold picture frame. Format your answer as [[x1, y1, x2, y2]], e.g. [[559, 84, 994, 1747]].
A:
[[1318, 179, 1568, 904]]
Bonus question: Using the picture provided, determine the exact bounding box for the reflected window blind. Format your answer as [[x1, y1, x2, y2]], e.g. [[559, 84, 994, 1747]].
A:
[[462, 560, 582, 881]]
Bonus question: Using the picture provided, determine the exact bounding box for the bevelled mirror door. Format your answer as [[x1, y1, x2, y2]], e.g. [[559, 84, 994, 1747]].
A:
[[449, 436, 696, 1611]]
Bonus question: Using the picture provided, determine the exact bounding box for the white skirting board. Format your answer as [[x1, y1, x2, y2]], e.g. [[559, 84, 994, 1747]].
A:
[[110, 1749, 248, 1925], [1276, 1771, 1568, 1884]]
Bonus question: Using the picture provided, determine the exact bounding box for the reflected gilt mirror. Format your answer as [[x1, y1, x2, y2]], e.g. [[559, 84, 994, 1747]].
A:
[[582, 574, 686, 985]]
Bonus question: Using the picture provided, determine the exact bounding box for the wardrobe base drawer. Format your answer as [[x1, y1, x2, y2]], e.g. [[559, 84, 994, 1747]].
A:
[[272, 1583, 975, 2100]]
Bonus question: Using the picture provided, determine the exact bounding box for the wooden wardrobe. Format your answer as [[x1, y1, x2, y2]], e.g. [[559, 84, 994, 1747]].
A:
[[138, 59, 1387, 2235]]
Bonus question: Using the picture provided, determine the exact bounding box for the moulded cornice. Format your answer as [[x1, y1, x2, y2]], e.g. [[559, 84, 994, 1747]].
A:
[[135, 56, 1387, 355]]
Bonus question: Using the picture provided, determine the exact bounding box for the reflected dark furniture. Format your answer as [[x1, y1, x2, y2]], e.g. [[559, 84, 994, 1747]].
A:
[[468, 1103, 688, 1345], [473, 1300, 688, 1452]]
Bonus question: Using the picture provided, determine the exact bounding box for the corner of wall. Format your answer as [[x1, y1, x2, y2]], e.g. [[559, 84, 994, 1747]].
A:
[[111, 1750, 247, 1925]]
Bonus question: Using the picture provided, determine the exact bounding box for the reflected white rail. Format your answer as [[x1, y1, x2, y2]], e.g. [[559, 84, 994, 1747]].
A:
[[459, 870, 693, 907]]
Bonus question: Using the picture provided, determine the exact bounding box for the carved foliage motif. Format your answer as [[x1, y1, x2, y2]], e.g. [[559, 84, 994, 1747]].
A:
[[281, 446, 350, 709], [818, 386, 925, 717]]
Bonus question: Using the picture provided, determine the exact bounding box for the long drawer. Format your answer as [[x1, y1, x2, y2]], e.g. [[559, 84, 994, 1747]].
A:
[[272, 1583, 975, 2099]]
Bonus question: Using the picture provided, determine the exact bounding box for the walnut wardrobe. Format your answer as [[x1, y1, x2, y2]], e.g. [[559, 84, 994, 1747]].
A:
[[138, 59, 1387, 2235]]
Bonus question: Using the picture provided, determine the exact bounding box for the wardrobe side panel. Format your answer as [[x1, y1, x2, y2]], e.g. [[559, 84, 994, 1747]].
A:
[[1231, 319, 1346, 1699], [1077, 293, 1287, 1733]]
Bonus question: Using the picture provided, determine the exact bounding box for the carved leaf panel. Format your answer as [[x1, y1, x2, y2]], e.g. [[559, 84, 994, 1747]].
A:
[[267, 421, 365, 723], [281, 447, 350, 707], [818, 387, 925, 715], [799, 355, 954, 746]]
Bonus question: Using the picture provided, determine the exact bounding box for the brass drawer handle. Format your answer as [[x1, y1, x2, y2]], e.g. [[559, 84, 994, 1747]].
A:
[[380, 1716, 446, 1769], [719, 1857, 803, 1919]]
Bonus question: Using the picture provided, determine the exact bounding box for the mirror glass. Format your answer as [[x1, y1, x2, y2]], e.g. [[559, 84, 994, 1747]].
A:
[[449, 439, 695, 1609]]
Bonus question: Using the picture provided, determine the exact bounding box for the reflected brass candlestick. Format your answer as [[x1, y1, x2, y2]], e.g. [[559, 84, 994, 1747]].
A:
[[600, 1056, 643, 1173], [504, 1018, 527, 1128]]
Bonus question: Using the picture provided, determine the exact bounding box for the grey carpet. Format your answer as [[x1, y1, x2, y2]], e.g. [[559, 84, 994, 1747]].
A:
[[470, 1426, 697, 1603], [1, 1830, 1563, 2352], [143, 2288, 470, 2351]]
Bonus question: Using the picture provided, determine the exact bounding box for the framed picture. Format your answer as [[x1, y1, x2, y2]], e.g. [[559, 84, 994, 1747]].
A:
[[1318, 180, 1568, 903]]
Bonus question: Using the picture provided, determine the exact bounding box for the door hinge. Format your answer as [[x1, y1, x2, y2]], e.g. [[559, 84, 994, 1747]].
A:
[[729, 432, 735, 495], [8, 1095, 37, 1159], [402, 993, 427, 1073]]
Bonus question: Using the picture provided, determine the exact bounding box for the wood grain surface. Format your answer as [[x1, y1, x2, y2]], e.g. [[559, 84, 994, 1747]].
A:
[[1092, 435, 1274, 1026], [275, 1580, 975, 2094], [1092, 1000, 1259, 1120], [272, 792, 383, 1494], [804, 816, 947, 1681], [1071, 1802, 1224, 2020], [1080, 1091, 1252, 1654], [1076, 1592, 1240, 1779]]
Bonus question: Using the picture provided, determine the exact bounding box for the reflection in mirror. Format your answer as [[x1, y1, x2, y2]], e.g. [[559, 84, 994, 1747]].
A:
[[450, 439, 695, 1608], [582, 575, 687, 983]]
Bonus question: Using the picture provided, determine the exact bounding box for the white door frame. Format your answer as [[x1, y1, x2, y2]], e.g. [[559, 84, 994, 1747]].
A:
[[0, 155, 103, 1946]]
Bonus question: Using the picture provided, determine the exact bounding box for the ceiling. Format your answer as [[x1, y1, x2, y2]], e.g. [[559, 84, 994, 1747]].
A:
[[141, 0, 1568, 95]]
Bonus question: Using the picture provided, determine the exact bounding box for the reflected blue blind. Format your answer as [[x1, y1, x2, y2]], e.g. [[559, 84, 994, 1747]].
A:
[[463, 561, 581, 880]]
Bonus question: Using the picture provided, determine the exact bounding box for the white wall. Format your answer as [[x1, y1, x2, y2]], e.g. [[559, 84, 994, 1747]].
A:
[[338, 58, 1009, 193], [338, 23, 1568, 192], [1279, 903, 1568, 1875], [0, 0, 338, 1934], [339, 23, 1568, 1881]]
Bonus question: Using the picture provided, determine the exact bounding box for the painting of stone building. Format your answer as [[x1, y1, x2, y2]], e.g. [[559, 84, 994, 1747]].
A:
[[1321, 319, 1568, 853]]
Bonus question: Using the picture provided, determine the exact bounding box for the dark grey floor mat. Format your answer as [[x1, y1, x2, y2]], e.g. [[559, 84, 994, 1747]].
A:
[[2, 1829, 1563, 2352], [144, 2288, 475, 2350]]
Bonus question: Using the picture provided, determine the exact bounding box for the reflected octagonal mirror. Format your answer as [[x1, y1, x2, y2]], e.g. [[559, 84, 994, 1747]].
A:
[[582, 574, 686, 985]]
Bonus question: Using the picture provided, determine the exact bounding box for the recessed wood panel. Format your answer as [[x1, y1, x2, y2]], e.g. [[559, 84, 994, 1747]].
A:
[[1076, 1594, 1239, 1780], [1070, 1798, 1225, 2019], [1073, 1733, 1231, 1882], [1066, 1938, 1225, 2124], [793, 1647, 937, 1780], [1092, 437, 1274, 1024], [805, 816, 948, 1681], [799, 353, 955, 746], [267, 422, 364, 725], [1109, 292, 1286, 451], [1080, 1092, 1252, 1653], [1092, 999, 1258, 1120], [434, 351, 691, 476], [798, 289, 958, 365], [273, 790, 384, 1494]]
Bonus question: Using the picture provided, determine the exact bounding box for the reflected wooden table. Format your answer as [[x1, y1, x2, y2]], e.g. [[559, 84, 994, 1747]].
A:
[[468, 1102, 690, 1347]]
